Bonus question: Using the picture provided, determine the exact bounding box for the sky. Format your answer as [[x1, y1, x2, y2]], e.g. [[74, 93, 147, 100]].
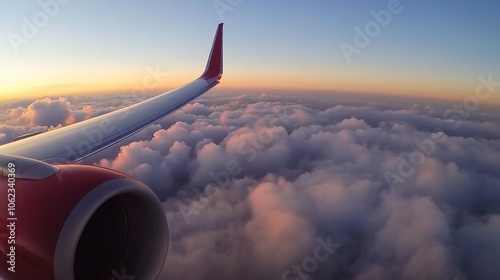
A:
[[1, 0, 500, 103]]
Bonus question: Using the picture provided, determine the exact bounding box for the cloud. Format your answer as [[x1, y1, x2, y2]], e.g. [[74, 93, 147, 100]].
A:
[[93, 92, 500, 280], [0, 93, 150, 144], [2, 91, 499, 280]]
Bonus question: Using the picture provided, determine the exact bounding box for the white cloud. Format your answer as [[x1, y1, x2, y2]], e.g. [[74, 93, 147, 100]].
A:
[[2, 91, 499, 280]]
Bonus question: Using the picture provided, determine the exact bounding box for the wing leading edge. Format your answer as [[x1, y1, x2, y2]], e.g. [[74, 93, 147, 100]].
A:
[[0, 23, 224, 163]]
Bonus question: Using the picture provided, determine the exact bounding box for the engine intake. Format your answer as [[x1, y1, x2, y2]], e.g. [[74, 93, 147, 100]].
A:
[[0, 155, 169, 280]]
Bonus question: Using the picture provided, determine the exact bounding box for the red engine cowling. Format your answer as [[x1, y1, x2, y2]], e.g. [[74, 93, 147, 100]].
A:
[[0, 155, 169, 280]]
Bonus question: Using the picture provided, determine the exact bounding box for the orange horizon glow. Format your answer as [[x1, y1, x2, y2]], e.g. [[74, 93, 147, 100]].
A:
[[1, 69, 499, 105]]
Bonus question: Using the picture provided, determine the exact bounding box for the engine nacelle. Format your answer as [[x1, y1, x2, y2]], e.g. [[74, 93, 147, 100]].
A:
[[0, 155, 169, 280]]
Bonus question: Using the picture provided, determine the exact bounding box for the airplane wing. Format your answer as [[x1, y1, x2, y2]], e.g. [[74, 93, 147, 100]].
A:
[[0, 23, 223, 163], [0, 23, 223, 280]]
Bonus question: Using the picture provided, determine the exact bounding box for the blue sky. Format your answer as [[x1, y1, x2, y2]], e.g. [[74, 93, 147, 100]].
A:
[[1, 0, 499, 102]]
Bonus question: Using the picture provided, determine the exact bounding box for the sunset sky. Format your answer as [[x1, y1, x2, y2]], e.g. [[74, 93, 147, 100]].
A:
[[1, 0, 499, 102]]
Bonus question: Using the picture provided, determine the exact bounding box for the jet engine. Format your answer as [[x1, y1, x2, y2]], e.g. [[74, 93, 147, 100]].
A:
[[0, 155, 169, 280]]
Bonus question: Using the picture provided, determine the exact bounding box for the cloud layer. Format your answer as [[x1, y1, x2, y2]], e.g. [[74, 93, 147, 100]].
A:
[[99, 92, 500, 280], [2, 92, 499, 280]]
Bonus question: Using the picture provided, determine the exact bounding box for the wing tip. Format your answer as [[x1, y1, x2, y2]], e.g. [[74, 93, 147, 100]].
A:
[[200, 23, 224, 82]]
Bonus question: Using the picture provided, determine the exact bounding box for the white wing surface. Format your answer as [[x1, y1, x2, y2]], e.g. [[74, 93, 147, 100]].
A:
[[0, 23, 223, 163]]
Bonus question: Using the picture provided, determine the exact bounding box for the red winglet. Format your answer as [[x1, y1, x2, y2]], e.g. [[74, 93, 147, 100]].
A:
[[200, 23, 223, 82]]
